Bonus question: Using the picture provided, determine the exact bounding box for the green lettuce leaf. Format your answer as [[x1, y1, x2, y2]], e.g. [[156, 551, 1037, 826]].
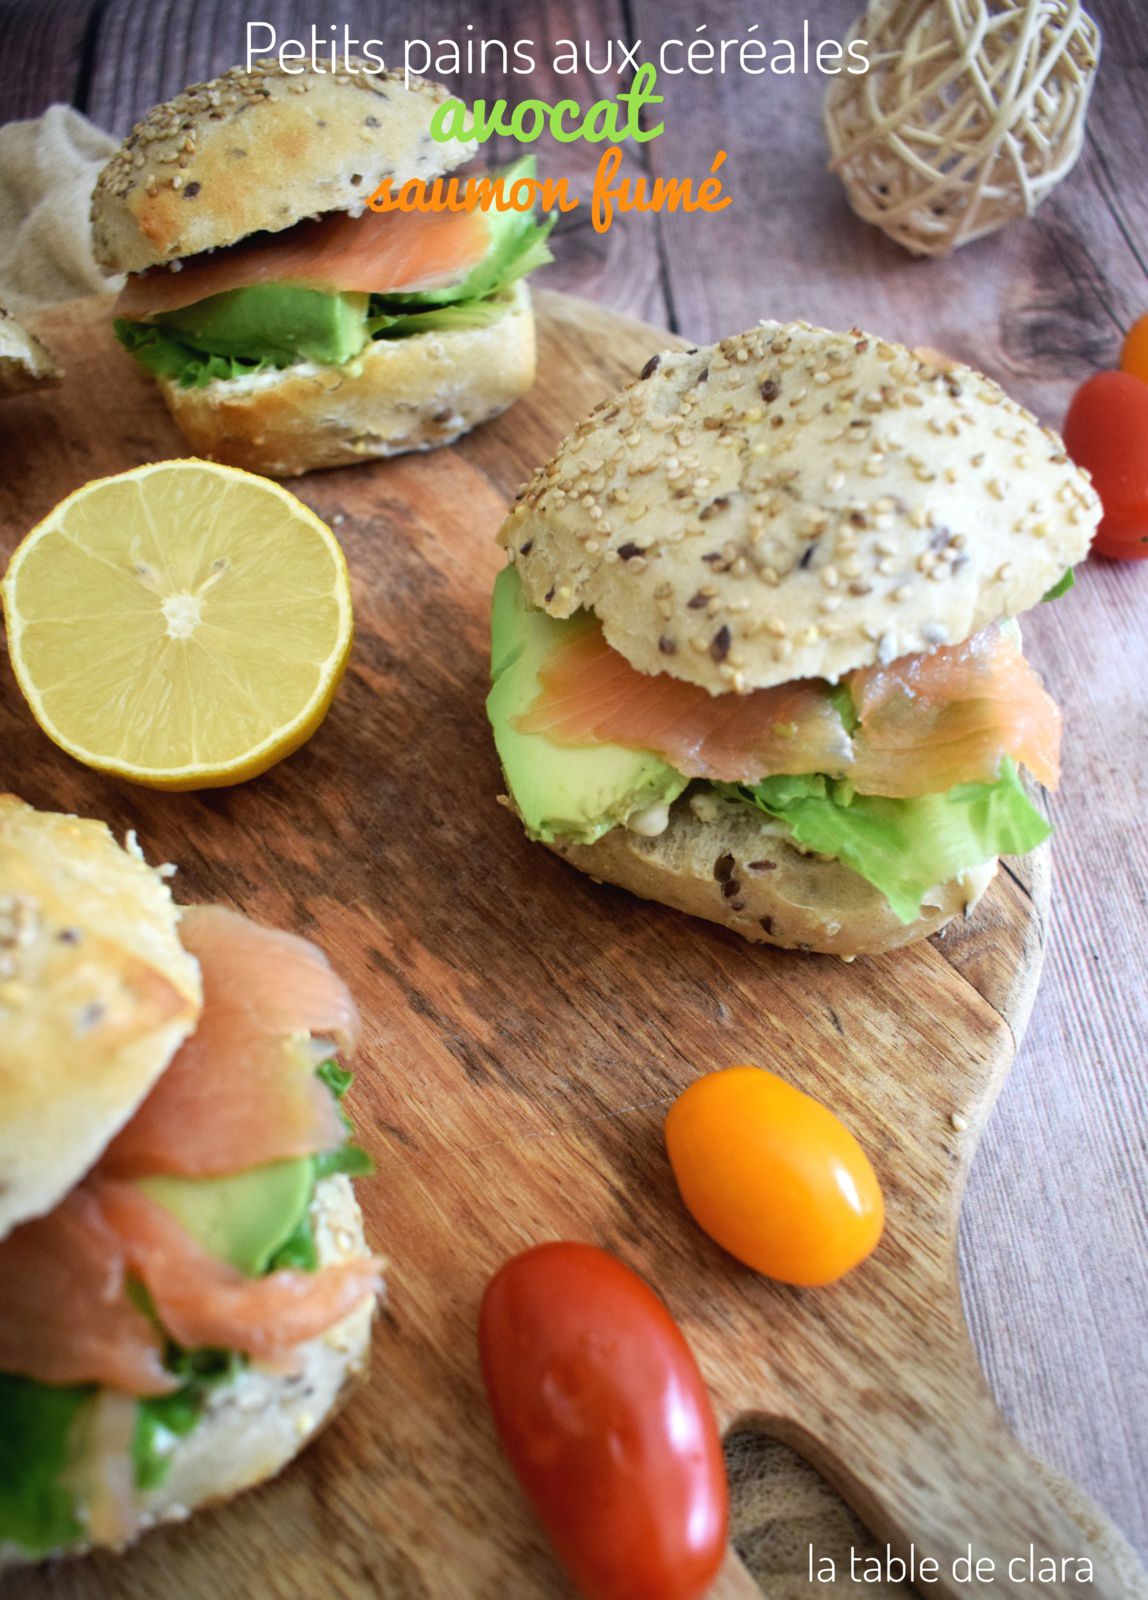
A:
[[0, 1361, 243, 1548], [314, 1144, 373, 1180], [0, 1376, 89, 1556], [114, 317, 273, 389], [132, 1391, 201, 1491], [1042, 568, 1075, 602], [317, 1059, 353, 1099], [365, 293, 524, 340], [266, 1064, 373, 1271], [318, 1055, 354, 1135], [718, 760, 1049, 923], [264, 1208, 319, 1272], [132, 1351, 240, 1492]]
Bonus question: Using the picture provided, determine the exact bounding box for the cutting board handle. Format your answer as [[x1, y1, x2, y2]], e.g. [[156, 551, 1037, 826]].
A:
[[742, 1312, 1147, 1600]]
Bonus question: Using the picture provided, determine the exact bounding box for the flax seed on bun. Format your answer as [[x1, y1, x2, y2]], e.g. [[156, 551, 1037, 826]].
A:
[[500, 321, 1100, 694], [91, 61, 473, 275]]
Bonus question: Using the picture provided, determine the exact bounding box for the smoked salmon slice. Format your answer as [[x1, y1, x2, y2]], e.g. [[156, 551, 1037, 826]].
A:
[[115, 206, 492, 319], [847, 626, 1061, 796], [518, 617, 1060, 797], [100, 906, 357, 1179], [0, 904, 375, 1397], [517, 618, 854, 783], [0, 1188, 173, 1395], [0, 1182, 379, 1395], [93, 1181, 379, 1365]]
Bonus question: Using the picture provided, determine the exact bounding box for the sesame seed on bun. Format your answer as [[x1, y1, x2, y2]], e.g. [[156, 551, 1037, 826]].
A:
[[91, 60, 475, 276], [499, 322, 1100, 694]]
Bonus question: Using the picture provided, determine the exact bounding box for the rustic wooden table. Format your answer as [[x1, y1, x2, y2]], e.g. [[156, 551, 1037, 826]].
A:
[[0, 0, 1145, 1577]]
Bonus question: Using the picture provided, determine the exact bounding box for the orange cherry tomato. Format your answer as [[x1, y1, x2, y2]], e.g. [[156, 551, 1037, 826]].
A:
[[1062, 370, 1148, 560], [665, 1066, 884, 1287], [479, 1242, 728, 1600], [1120, 313, 1148, 384]]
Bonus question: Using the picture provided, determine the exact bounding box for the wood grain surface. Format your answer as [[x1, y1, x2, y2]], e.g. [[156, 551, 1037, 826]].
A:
[[0, 291, 1143, 1600], [0, 0, 1144, 1580]]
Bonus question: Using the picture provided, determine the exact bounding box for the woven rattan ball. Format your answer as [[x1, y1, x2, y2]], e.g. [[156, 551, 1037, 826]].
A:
[[824, 0, 1101, 257]]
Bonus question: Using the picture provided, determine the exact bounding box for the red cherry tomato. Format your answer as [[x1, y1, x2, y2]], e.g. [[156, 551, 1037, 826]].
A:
[[1062, 370, 1148, 559], [478, 1242, 728, 1600]]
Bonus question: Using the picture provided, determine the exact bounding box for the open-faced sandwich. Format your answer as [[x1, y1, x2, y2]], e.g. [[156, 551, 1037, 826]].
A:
[[92, 60, 552, 475], [488, 322, 1100, 957], [0, 795, 380, 1564]]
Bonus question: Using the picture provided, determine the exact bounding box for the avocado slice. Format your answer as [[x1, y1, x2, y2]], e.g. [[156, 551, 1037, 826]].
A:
[[136, 1159, 314, 1276], [487, 565, 687, 845], [155, 283, 370, 367]]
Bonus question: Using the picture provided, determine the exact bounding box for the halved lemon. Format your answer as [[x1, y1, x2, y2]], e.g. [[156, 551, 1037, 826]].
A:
[[2, 459, 353, 789]]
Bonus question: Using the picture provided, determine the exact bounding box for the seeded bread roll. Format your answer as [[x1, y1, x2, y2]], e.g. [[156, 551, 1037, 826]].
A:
[[91, 60, 474, 275], [0, 1175, 376, 1570], [155, 282, 536, 476], [0, 306, 61, 396], [0, 795, 201, 1239], [500, 322, 1100, 693], [549, 790, 999, 959]]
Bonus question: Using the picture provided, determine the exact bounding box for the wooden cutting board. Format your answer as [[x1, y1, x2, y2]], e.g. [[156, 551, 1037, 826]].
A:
[[1, 294, 1144, 1600]]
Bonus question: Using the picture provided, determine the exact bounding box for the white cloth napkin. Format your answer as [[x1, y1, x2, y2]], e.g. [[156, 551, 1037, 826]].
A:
[[0, 105, 121, 312]]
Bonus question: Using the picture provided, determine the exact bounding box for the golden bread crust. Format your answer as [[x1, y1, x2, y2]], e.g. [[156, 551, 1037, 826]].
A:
[[0, 796, 201, 1238]]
